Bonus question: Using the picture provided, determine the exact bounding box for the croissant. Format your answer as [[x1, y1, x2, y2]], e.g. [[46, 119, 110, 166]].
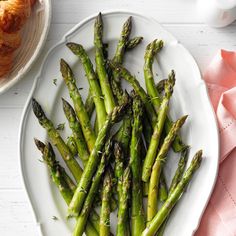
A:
[[0, 0, 32, 33], [0, 29, 21, 55], [0, 0, 36, 77]]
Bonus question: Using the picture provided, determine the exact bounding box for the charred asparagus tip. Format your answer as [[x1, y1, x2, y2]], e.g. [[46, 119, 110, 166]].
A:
[[96, 12, 102, 24], [177, 115, 188, 126], [60, 58, 73, 78], [34, 138, 45, 152], [32, 98, 45, 119]]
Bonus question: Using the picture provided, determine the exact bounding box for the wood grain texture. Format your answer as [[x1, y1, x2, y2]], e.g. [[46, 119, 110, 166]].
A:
[[0, 0, 235, 235]]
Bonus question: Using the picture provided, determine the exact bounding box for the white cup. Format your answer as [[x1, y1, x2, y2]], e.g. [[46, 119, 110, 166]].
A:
[[197, 0, 236, 27]]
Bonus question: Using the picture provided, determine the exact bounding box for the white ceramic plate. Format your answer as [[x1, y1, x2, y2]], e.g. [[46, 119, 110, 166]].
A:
[[19, 11, 219, 236], [0, 0, 51, 94]]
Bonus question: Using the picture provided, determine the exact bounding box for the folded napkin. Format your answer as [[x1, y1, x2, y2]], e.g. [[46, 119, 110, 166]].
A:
[[195, 50, 236, 236]]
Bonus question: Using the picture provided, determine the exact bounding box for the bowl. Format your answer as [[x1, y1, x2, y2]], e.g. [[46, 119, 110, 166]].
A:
[[0, 0, 52, 94]]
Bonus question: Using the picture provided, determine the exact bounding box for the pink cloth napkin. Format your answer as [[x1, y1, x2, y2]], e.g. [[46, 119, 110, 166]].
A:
[[195, 50, 236, 236]]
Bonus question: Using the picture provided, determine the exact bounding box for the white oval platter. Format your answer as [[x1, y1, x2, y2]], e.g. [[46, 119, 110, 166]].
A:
[[19, 11, 219, 236]]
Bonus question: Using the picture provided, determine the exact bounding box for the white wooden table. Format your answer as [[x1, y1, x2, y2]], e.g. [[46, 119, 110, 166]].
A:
[[0, 0, 235, 235]]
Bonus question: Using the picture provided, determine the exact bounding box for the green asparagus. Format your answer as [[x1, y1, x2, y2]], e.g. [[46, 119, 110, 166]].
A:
[[85, 89, 95, 119], [94, 13, 116, 114], [144, 39, 164, 110], [142, 74, 175, 182], [62, 98, 89, 164], [32, 98, 83, 182], [126, 36, 143, 50], [130, 94, 145, 236], [66, 43, 107, 130], [158, 172, 168, 202], [34, 139, 98, 236], [109, 61, 157, 126], [34, 139, 74, 204], [157, 147, 189, 236], [113, 16, 132, 65], [114, 142, 125, 200], [100, 168, 113, 236], [117, 166, 131, 236], [68, 99, 130, 216], [60, 59, 96, 153], [147, 115, 188, 224], [72, 140, 112, 236], [66, 136, 78, 157], [156, 79, 166, 95], [110, 62, 186, 152], [142, 150, 203, 236]]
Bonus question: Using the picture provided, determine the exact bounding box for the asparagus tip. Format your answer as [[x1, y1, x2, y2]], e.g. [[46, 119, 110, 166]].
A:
[[34, 138, 45, 153], [96, 12, 103, 24], [123, 16, 132, 33], [32, 98, 44, 119], [177, 115, 188, 126], [60, 58, 73, 79], [61, 97, 70, 109], [66, 42, 82, 55], [194, 150, 203, 163], [153, 39, 164, 53]]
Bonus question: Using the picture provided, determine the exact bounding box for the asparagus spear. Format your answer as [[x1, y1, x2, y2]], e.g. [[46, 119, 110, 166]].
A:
[[85, 89, 95, 119], [110, 75, 124, 105], [34, 139, 98, 236], [117, 166, 131, 236], [142, 115, 153, 147], [114, 142, 131, 235], [147, 115, 188, 224], [62, 98, 89, 164], [144, 39, 164, 110], [126, 36, 143, 50], [156, 79, 167, 95], [34, 139, 74, 204], [68, 99, 130, 216], [158, 172, 168, 202], [111, 18, 142, 156], [73, 140, 113, 236], [109, 62, 186, 152], [142, 74, 175, 182], [60, 59, 96, 153], [142, 150, 203, 236], [41, 140, 77, 193], [111, 16, 132, 103], [66, 136, 78, 157], [141, 104, 169, 199], [114, 142, 125, 200], [157, 147, 189, 236], [130, 94, 145, 236], [113, 92, 132, 157], [66, 43, 107, 130], [170, 147, 189, 194], [145, 40, 187, 152], [109, 61, 157, 126], [100, 168, 113, 236], [94, 13, 116, 114], [111, 18, 143, 104], [113, 16, 132, 65], [32, 99, 83, 182]]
